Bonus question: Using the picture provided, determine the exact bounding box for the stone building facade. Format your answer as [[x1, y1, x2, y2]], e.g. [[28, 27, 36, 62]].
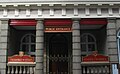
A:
[[0, 0, 119, 74]]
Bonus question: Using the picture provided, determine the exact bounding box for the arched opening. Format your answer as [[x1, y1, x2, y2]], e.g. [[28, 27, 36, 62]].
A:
[[20, 33, 35, 55], [45, 32, 72, 74], [49, 34, 68, 73], [81, 33, 97, 56]]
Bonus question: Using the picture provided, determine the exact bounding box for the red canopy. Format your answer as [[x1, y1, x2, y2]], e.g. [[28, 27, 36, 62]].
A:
[[10, 19, 37, 26], [44, 19, 72, 26], [80, 19, 107, 25]]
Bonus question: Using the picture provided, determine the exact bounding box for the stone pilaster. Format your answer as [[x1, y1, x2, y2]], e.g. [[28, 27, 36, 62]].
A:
[[35, 20, 44, 74], [0, 20, 9, 74], [72, 20, 81, 74], [107, 19, 119, 74]]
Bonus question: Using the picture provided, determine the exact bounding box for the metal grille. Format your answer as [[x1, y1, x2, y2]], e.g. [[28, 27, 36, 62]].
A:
[[49, 55, 68, 62], [48, 55, 71, 74]]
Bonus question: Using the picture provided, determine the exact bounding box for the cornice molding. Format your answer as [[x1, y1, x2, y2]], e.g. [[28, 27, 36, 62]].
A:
[[0, 3, 119, 20]]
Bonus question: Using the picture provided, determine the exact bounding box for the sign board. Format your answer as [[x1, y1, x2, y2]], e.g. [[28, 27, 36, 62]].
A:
[[82, 51, 109, 62], [8, 51, 34, 63], [44, 19, 72, 32], [45, 27, 72, 32], [8, 55, 34, 62]]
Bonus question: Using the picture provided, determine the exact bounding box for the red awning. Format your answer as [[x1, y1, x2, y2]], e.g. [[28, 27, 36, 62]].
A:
[[44, 19, 72, 26], [80, 19, 107, 25], [10, 19, 37, 26]]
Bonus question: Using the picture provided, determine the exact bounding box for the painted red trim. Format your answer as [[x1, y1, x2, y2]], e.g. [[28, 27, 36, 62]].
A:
[[82, 51, 109, 62], [80, 19, 107, 25], [10, 19, 37, 26], [44, 19, 72, 26]]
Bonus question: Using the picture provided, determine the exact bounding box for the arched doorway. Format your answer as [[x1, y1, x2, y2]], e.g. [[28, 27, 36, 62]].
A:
[[45, 33, 72, 74]]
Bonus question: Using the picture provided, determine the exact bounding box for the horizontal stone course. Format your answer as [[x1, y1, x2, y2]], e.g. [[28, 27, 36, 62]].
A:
[[73, 43, 80, 49], [73, 63, 81, 69], [109, 55, 118, 62], [0, 37, 8, 43], [73, 36, 80, 43], [0, 63, 6, 69], [0, 50, 6, 56], [73, 50, 81, 56], [0, 56, 6, 63], [1, 43, 8, 49], [72, 69, 81, 74], [107, 36, 116, 42], [72, 30, 80, 36], [36, 63, 43, 69], [36, 50, 43, 56], [0, 30, 8, 36], [108, 49, 118, 55], [36, 57, 43, 63], [35, 69, 43, 74], [73, 56, 81, 62], [0, 69, 6, 74], [36, 37, 44, 43], [36, 43, 44, 49], [107, 42, 117, 49], [107, 29, 116, 35]]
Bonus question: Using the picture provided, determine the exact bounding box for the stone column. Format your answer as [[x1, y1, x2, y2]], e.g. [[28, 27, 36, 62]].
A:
[[72, 20, 81, 74], [107, 19, 119, 74], [35, 20, 44, 74], [0, 20, 9, 74]]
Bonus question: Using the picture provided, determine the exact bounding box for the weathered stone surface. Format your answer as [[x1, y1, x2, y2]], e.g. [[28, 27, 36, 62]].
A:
[[36, 63, 43, 69], [36, 21, 44, 30], [73, 43, 80, 49], [0, 63, 6, 69], [0, 50, 6, 56], [0, 56, 6, 63], [36, 57, 43, 62], [109, 55, 119, 62], [72, 30, 80, 36], [107, 36, 116, 42], [1, 43, 7, 49], [72, 70, 81, 74], [36, 37, 44, 43], [107, 29, 116, 35], [35, 20, 44, 74], [35, 69, 43, 74], [36, 49, 43, 56], [108, 42, 117, 49], [73, 36, 80, 42], [0, 37, 8, 43], [36, 30, 44, 36], [36, 43, 44, 49], [73, 63, 81, 69], [73, 56, 81, 62], [108, 49, 118, 55], [107, 20, 116, 29], [0, 69, 6, 74], [73, 50, 81, 56], [72, 20, 81, 74]]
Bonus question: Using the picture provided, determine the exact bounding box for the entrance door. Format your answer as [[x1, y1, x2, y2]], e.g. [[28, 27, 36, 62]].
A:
[[45, 33, 72, 74]]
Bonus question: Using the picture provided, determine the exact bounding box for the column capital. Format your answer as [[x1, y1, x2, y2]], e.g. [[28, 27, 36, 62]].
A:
[[36, 20, 44, 30], [72, 18, 80, 21], [72, 20, 80, 30], [37, 20, 43, 23], [107, 18, 116, 24], [107, 19, 116, 29], [1, 20, 9, 23]]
